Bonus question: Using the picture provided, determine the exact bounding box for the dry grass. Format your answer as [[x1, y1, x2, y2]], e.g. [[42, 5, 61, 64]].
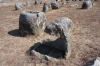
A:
[[0, 0, 100, 66]]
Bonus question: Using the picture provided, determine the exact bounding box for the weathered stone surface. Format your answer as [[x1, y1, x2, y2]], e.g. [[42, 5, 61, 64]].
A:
[[42, 1, 52, 12], [51, 0, 60, 9], [35, 0, 42, 5], [93, 57, 100, 66], [19, 11, 46, 36], [86, 57, 100, 66], [47, 1, 52, 10], [35, 0, 39, 5], [28, 17, 73, 61], [43, 3, 49, 12], [25, 2, 30, 6], [0, 0, 3, 2], [15, 2, 23, 10], [45, 17, 73, 36], [61, 0, 66, 6], [82, 0, 93, 9], [45, 17, 73, 59], [31, 50, 58, 62], [40, 1, 43, 4], [29, 21, 73, 59], [71, 4, 78, 7]]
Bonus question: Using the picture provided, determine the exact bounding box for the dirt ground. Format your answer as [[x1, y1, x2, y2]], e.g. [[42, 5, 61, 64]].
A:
[[0, 0, 100, 66]]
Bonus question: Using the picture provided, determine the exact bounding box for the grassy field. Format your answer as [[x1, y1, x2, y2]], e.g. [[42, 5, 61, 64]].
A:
[[0, 0, 100, 66]]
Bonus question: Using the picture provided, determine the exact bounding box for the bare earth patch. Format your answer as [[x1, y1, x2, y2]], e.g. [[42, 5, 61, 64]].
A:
[[0, 1, 100, 66]]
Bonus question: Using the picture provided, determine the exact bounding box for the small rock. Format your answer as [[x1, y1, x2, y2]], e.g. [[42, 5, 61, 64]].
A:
[[25, 2, 31, 6], [43, 1, 52, 12], [71, 4, 78, 7], [86, 57, 100, 66], [61, 0, 66, 6], [51, 0, 60, 9], [15, 2, 23, 10], [42, 3, 49, 12], [35, 0, 39, 5], [93, 57, 100, 66], [82, 0, 93, 9], [40, 1, 43, 4]]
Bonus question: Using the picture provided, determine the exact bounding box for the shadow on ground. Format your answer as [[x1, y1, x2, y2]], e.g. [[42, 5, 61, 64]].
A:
[[12, 9, 16, 11], [8, 29, 22, 37], [76, 8, 83, 10], [26, 39, 66, 59]]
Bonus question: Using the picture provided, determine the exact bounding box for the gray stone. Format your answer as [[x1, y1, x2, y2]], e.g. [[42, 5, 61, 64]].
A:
[[51, 0, 60, 9], [86, 57, 100, 66], [47, 1, 52, 10], [42, 1, 52, 12], [25, 2, 31, 6], [0, 0, 3, 2], [93, 57, 100, 66], [45, 17, 73, 59], [40, 1, 43, 4], [35, 0, 39, 5], [31, 50, 58, 62], [45, 17, 73, 36], [19, 11, 46, 36], [35, 0, 42, 5], [28, 17, 73, 61], [43, 3, 49, 12], [71, 4, 78, 7], [61, 0, 66, 6], [15, 2, 23, 10], [82, 0, 93, 9]]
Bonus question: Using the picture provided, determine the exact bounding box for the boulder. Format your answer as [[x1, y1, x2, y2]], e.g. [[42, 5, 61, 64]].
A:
[[35, 0, 39, 5], [45, 17, 73, 59], [61, 0, 66, 6], [31, 50, 58, 62], [47, 1, 52, 10], [42, 3, 49, 12], [25, 2, 30, 6], [19, 11, 47, 36], [82, 0, 93, 9], [51, 0, 60, 9], [30, 25, 72, 60], [42, 2, 52, 12], [35, 0, 42, 5], [40, 1, 43, 4], [45, 17, 73, 36], [15, 2, 23, 10]]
